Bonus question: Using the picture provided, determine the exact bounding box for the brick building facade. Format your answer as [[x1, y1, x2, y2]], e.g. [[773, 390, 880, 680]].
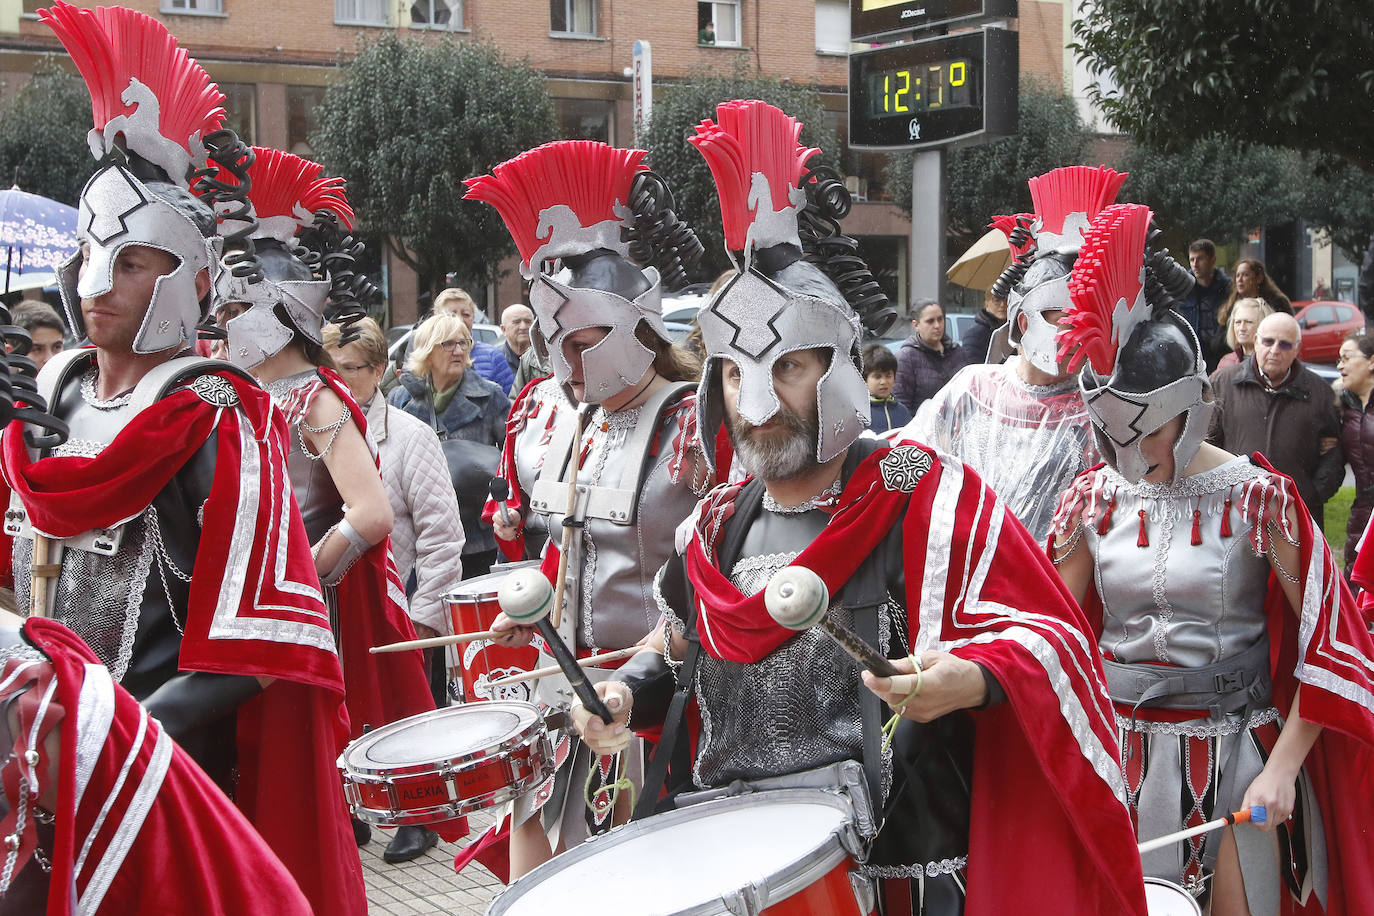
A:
[[0, 0, 1076, 323]]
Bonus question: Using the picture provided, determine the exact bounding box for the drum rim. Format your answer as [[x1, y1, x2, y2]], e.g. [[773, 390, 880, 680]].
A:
[[339, 702, 541, 775], [487, 789, 859, 916], [443, 560, 543, 603], [1142, 877, 1202, 916]]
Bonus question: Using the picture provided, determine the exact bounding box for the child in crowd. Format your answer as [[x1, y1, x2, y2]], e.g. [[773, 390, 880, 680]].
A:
[[863, 343, 912, 433]]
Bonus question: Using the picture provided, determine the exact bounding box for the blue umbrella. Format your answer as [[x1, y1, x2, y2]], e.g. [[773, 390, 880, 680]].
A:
[[0, 186, 78, 295]]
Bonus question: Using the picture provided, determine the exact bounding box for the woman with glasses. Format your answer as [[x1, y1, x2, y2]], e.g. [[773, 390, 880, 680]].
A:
[[388, 312, 510, 577], [1215, 297, 1274, 369]]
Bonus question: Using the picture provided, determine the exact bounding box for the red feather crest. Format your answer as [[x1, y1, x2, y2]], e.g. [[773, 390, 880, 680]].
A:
[[464, 141, 647, 266], [688, 99, 819, 252], [1026, 165, 1128, 246], [236, 147, 353, 235], [39, 2, 225, 163], [1058, 203, 1153, 376]]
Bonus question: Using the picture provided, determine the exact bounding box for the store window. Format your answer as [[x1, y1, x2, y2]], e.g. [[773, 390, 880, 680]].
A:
[[411, 0, 463, 29], [219, 83, 257, 146], [286, 85, 329, 158], [550, 0, 596, 35], [335, 0, 389, 25], [698, 0, 740, 46], [556, 98, 614, 144]]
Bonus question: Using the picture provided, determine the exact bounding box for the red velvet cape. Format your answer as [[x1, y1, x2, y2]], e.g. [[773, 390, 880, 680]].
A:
[[8, 619, 314, 915], [685, 444, 1147, 916], [0, 370, 366, 915]]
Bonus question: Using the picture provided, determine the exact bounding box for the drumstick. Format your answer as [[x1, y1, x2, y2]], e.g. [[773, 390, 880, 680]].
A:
[[369, 629, 504, 654], [1137, 806, 1266, 855], [30, 533, 55, 619], [488, 646, 642, 688], [764, 566, 901, 677], [498, 568, 615, 724], [551, 406, 590, 631]]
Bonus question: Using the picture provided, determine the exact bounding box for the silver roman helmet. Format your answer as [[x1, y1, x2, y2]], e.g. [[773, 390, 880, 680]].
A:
[[204, 147, 346, 370], [466, 141, 702, 405], [689, 99, 893, 469], [990, 166, 1130, 374], [42, 1, 228, 355], [1056, 203, 1207, 484]]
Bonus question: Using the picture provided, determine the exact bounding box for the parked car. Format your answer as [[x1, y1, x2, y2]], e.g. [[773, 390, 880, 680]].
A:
[[1292, 299, 1364, 364], [661, 284, 711, 324]]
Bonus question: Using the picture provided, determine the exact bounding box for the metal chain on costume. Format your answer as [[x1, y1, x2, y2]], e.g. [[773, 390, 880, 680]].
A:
[[760, 476, 843, 515], [80, 368, 134, 411], [146, 507, 192, 635], [1050, 522, 1085, 566], [298, 404, 351, 462]]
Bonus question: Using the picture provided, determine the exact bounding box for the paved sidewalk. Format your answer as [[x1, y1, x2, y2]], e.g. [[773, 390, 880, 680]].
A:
[[361, 812, 504, 915]]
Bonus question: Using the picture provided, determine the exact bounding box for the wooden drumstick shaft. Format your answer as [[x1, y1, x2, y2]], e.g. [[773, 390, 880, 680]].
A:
[[1137, 806, 1263, 855], [30, 534, 54, 619], [488, 646, 641, 688], [551, 407, 590, 631], [369, 629, 504, 654]]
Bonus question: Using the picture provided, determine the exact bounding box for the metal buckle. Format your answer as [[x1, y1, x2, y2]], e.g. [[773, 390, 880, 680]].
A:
[[1215, 671, 1244, 694]]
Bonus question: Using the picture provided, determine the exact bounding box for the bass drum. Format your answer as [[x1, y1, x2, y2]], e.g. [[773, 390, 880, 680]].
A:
[[488, 789, 872, 916]]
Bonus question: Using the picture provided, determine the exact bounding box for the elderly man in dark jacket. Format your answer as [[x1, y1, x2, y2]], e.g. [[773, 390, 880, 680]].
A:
[[1208, 312, 1344, 527], [895, 298, 971, 411]]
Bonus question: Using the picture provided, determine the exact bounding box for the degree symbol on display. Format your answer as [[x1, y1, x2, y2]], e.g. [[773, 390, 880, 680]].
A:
[[908, 118, 921, 140]]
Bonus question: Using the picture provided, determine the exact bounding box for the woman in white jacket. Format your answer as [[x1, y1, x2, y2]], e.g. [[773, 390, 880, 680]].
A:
[[324, 319, 466, 679]]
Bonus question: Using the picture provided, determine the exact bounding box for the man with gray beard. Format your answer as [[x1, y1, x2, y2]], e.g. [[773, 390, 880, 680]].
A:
[[565, 100, 1145, 915]]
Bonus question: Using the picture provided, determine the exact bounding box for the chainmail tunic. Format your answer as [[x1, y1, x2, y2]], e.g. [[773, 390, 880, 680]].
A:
[[684, 508, 892, 790]]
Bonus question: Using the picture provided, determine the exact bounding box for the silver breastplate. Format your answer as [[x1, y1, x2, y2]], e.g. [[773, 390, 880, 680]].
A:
[[511, 379, 571, 547], [534, 393, 701, 651], [693, 509, 891, 789], [1085, 460, 1271, 667]]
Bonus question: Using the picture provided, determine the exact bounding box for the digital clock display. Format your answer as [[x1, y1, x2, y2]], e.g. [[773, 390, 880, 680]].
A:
[[867, 58, 975, 119], [848, 28, 1017, 150]]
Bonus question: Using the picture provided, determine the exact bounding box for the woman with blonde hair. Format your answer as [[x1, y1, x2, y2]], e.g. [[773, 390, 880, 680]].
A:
[[1214, 297, 1274, 370], [388, 311, 509, 577]]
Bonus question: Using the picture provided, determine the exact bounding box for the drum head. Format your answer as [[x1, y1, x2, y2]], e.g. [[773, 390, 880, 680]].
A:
[[1143, 878, 1202, 916], [491, 790, 854, 916], [345, 703, 537, 771], [447, 560, 542, 603]]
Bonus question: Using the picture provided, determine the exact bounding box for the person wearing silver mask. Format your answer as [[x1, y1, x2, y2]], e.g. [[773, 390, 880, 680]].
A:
[[466, 140, 710, 878], [0, 6, 365, 913], [1052, 203, 1374, 916], [569, 101, 1148, 916], [898, 165, 1125, 542]]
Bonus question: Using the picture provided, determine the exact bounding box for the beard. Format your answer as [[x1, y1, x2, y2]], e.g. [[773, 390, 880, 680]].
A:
[[728, 404, 820, 481]]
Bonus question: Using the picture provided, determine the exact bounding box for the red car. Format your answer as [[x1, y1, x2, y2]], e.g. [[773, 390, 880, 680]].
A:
[[1293, 299, 1365, 364]]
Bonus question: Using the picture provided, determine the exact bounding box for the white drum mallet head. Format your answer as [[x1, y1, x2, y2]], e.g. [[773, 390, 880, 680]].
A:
[[498, 568, 555, 624], [764, 566, 829, 630]]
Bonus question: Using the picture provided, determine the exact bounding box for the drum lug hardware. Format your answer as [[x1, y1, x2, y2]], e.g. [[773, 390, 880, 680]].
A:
[[721, 884, 766, 916], [849, 872, 877, 914]]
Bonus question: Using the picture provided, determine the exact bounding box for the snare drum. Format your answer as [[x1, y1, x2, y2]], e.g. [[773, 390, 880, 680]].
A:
[[489, 789, 872, 916], [1144, 878, 1202, 916], [446, 561, 543, 703], [339, 701, 553, 828]]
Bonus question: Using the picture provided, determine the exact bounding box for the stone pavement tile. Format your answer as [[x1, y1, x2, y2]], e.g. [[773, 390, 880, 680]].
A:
[[362, 825, 502, 916]]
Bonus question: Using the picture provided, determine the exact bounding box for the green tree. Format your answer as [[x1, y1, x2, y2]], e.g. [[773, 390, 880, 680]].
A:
[[642, 63, 837, 278], [311, 34, 557, 304], [0, 60, 93, 206], [882, 81, 1092, 250], [1073, 0, 1374, 172]]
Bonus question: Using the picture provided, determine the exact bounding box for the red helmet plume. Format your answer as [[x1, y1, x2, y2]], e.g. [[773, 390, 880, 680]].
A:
[[1058, 202, 1153, 376], [1026, 165, 1128, 251]]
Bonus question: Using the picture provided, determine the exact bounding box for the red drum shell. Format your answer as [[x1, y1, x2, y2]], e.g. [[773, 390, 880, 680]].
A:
[[446, 560, 543, 704]]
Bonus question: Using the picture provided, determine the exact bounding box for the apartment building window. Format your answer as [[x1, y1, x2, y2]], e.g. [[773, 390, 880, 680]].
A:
[[550, 0, 596, 36], [21, 0, 45, 14], [814, 0, 848, 53], [411, 0, 463, 29], [162, 0, 223, 13], [219, 83, 257, 145], [336, 0, 390, 25], [698, 1, 740, 46]]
